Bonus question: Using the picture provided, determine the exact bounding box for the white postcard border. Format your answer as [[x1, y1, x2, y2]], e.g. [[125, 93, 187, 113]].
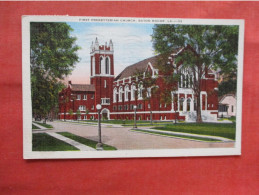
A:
[[22, 16, 244, 159]]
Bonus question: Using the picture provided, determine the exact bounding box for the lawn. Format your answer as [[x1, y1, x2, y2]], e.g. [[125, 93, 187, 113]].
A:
[[77, 119, 176, 126], [153, 123, 236, 140], [58, 132, 117, 150], [34, 122, 53, 129], [218, 116, 236, 123], [132, 129, 222, 142], [32, 124, 39, 130], [32, 133, 79, 151]]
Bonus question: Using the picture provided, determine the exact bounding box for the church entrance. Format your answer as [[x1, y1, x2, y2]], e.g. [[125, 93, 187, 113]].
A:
[[101, 108, 110, 120]]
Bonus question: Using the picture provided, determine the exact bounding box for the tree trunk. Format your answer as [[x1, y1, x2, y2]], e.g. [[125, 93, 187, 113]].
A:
[[196, 93, 202, 123]]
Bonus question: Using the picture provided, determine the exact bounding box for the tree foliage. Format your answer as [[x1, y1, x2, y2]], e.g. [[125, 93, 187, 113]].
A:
[[218, 79, 237, 97], [133, 69, 158, 124], [30, 22, 80, 118], [152, 24, 239, 122]]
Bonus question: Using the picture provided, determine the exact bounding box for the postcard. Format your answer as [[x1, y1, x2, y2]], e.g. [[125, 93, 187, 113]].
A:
[[22, 16, 244, 159]]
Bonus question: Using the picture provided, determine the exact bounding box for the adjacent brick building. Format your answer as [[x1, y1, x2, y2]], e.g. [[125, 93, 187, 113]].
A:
[[58, 38, 219, 122]]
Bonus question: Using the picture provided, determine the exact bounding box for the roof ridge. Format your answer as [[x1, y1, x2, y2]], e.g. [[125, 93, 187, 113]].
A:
[[115, 55, 160, 80]]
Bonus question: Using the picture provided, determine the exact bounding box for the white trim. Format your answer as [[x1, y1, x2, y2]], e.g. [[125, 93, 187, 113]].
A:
[[101, 98, 110, 105], [90, 50, 113, 55], [110, 110, 174, 115], [23, 16, 243, 159], [124, 84, 130, 101], [105, 56, 111, 75], [113, 87, 118, 103], [101, 108, 110, 120], [90, 75, 114, 78], [118, 86, 123, 102], [200, 91, 208, 111]]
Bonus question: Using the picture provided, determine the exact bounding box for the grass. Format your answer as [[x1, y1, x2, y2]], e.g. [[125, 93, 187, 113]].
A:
[[229, 116, 236, 122], [132, 129, 221, 142], [153, 123, 236, 140], [76, 119, 177, 126], [218, 116, 236, 122], [32, 124, 39, 130], [58, 132, 117, 150], [32, 133, 79, 151], [34, 122, 53, 128]]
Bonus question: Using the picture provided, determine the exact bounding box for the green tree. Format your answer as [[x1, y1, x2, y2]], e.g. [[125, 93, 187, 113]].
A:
[[139, 71, 157, 125], [30, 22, 80, 119], [218, 79, 237, 97], [155, 54, 179, 123], [76, 110, 81, 121], [152, 24, 238, 123], [68, 109, 74, 120]]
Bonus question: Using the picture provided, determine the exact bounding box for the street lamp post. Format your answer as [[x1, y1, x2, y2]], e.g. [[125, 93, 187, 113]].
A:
[[96, 104, 103, 150], [133, 105, 137, 128]]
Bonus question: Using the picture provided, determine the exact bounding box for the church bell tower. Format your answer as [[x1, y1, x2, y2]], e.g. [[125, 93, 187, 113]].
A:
[[90, 38, 114, 110]]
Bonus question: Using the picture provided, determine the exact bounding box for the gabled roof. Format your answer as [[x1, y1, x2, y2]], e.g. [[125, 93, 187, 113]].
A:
[[114, 47, 188, 81], [219, 93, 236, 103], [71, 84, 95, 92], [115, 55, 160, 80]]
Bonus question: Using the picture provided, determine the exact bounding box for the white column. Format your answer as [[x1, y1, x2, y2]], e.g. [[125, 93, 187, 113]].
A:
[[190, 94, 194, 111]]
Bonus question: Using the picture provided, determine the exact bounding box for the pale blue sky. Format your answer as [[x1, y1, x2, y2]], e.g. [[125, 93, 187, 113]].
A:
[[66, 22, 155, 84]]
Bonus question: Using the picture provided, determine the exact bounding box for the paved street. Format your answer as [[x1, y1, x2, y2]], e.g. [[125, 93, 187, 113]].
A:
[[35, 121, 235, 150]]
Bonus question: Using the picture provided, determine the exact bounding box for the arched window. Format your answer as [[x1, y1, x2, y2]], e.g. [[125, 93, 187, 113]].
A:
[[99, 57, 103, 74], [178, 74, 181, 88], [186, 75, 189, 88], [105, 57, 110, 74], [190, 75, 193, 88], [113, 88, 117, 103], [187, 98, 191, 111], [119, 86, 123, 102], [179, 98, 184, 111], [138, 82, 143, 99], [124, 85, 129, 101], [179, 67, 194, 89], [131, 84, 136, 101], [92, 57, 95, 76], [182, 75, 185, 88], [146, 88, 151, 98]]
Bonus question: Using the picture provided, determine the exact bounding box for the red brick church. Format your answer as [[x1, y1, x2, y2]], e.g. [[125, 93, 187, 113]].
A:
[[58, 38, 219, 122]]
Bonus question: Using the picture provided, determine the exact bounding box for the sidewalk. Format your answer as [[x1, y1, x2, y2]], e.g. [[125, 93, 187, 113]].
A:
[[46, 132, 96, 151], [57, 120, 124, 128], [50, 121, 235, 150], [132, 128, 234, 142], [32, 122, 49, 130]]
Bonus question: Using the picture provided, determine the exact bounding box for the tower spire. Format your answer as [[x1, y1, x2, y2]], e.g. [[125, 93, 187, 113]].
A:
[[94, 37, 99, 50], [90, 41, 94, 52], [109, 39, 113, 51]]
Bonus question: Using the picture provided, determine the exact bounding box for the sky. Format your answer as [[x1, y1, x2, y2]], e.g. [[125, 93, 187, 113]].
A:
[[66, 22, 155, 84]]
